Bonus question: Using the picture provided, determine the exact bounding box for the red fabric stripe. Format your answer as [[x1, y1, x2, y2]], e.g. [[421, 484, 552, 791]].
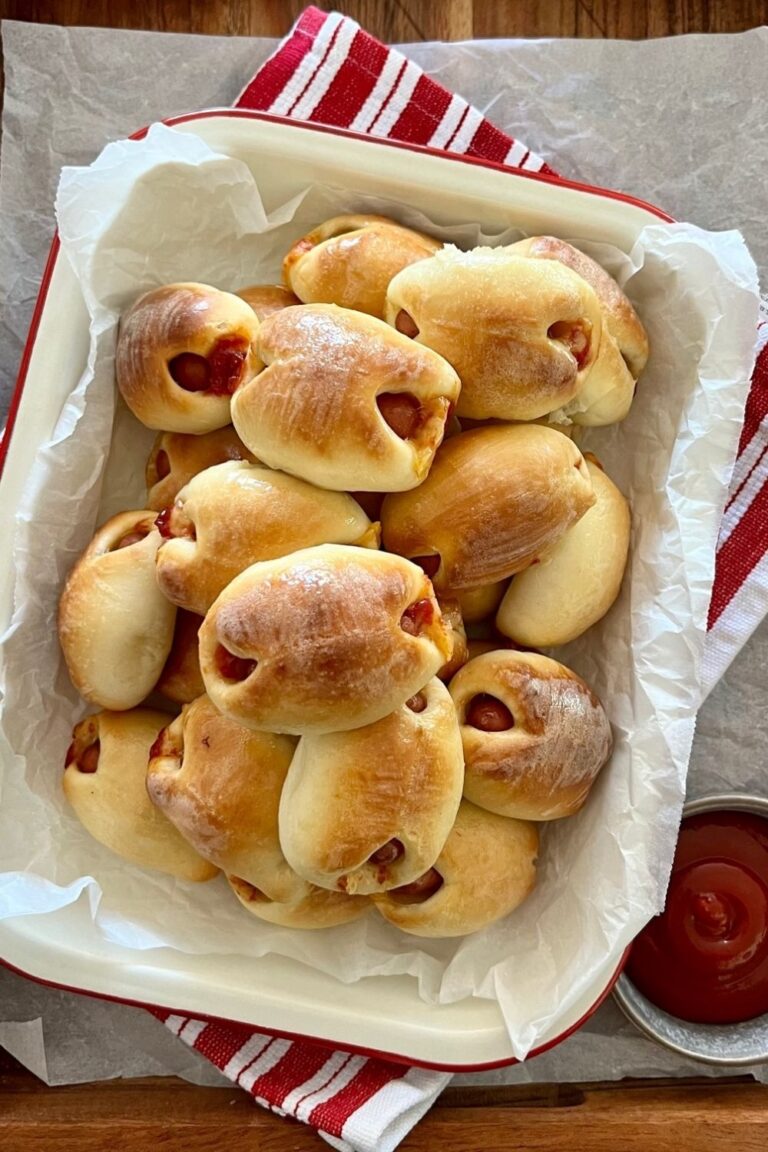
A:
[[193, 1020, 256, 1071], [286, 16, 344, 117], [236, 7, 327, 111], [708, 475, 768, 627], [735, 344, 768, 456], [389, 75, 453, 145], [725, 441, 767, 514], [292, 1053, 356, 1112], [308, 1060, 406, 1137], [465, 117, 517, 164], [444, 103, 470, 150], [310, 29, 388, 127], [247, 1042, 332, 1106], [369, 56, 408, 134], [236, 1036, 279, 1085]]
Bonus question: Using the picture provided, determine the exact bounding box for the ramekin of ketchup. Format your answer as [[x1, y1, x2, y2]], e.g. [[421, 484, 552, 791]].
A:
[[615, 794, 768, 1063]]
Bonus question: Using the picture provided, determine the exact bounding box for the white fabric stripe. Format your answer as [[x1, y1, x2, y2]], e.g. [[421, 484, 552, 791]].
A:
[[238, 1037, 293, 1092], [178, 1019, 207, 1046], [702, 549, 768, 698], [447, 105, 483, 154], [427, 93, 466, 149], [164, 1014, 187, 1037], [503, 138, 529, 167], [718, 444, 768, 544], [727, 415, 768, 499], [521, 150, 546, 171], [350, 49, 406, 133], [268, 13, 343, 116], [281, 1053, 349, 1116], [337, 1067, 452, 1152], [370, 59, 422, 137], [287, 18, 358, 121], [223, 1032, 272, 1080], [294, 1054, 367, 1124]]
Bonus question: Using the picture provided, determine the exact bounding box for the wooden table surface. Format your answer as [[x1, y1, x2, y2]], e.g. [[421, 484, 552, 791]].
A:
[[1, 1, 767, 1149]]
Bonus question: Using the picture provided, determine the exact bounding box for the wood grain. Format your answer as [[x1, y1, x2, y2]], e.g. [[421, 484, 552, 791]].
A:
[[0, 0, 766, 39], [2, 1066, 767, 1151]]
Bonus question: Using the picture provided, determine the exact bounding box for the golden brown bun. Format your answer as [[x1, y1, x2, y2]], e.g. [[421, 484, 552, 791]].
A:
[[155, 610, 205, 704], [283, 215, 441, 318], [63, 709, 217, 881], [449, 650, 613, 821], [278, 678, 464, 895], [496, 457, 630, 646], [146, 427, 257, 512], [228, 874, 369, 930], [58, 512, 176, 710], [455, 581, 508, 625], [230, 305, 461, 492], [436, 597, 468, 680], [381, 425, 595, 591], [385, 246, 603, 421], [236, 283, 301, 319], [116, 283, 260, 433], [372, 801, 538, 937], [199, 544, 452, 735], [509, 237, 649, 426], [154, 461, 379, 615]]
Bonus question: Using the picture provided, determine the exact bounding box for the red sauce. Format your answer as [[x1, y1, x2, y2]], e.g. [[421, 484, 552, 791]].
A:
[[215, 644, 257, 682], [627, 811, 768, 1024], [207, 337, 249, 396], [400, 598, 435, 636]]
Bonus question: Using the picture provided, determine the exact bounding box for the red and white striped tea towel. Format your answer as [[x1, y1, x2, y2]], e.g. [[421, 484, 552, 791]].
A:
[[153, 7, 767, 1148]]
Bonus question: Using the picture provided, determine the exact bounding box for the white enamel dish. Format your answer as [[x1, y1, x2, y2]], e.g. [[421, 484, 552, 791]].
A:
[[0, 111, 672, 1069]]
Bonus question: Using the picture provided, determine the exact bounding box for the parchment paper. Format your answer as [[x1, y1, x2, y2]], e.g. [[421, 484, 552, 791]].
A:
[[1, 20, 767, 1087]]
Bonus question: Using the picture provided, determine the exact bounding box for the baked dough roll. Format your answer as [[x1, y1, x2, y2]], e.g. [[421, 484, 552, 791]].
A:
[[283, 214, 441, 318], [381, 425, 595, 591], [146, 427, 257, 512], [455, 581, 508, 625], [230, 304, 461, 492], [199, 544, 452, 735], [155, 609, 205, 704], [373, 801, 538, 938], [155, 461, 379, 615], [279, 678, 463, 895], [450, 650, 613, 821], [236, 283, 300, 319], [228, 874, 368, 930], [496, 456, 630, 646], [116, 283, 261, 433], [509, 236, 649, 425], [64, 709, 216, 881], [385, 246, 602, 421], [58, 511, 176, 710], [436, 597, 468, 681]]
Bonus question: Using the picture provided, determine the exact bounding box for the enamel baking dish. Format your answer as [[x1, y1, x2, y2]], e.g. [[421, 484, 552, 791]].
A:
[[0, 111, 671, 1069]]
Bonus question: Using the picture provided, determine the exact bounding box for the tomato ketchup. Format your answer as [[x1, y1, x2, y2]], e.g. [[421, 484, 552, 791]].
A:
[[627, 810, 768, 1024]]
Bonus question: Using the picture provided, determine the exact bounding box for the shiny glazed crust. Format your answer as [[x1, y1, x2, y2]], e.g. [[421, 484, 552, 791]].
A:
[[283, 214, 441, 318], [230, 304, 461, 492], [228, 874, 369, 930], [372, 800, 538, 937], [155, 461, 379, 615], [63, 709, 217, 881], [381, 425, 596, 590], [146, 427, 257, 512], [509, 237, 649, 426], [385, 246, 603, 421], [146, 695, 304, 900], [116, 283, 261, 433], [57, 511, 176, 710], [496, 457, 630, 646], [199, 544, 453, 735], [236, 283, 301, 319], [278, 678, 464, 895], [449, 650, 613, 821]]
